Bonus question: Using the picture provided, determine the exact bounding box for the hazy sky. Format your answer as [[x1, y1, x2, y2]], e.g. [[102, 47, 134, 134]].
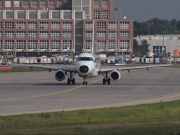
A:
[[113, 0, 180, 22]]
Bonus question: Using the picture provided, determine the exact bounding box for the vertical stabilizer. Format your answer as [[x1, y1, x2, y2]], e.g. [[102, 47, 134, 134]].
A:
[[91, 20, 95, 54]]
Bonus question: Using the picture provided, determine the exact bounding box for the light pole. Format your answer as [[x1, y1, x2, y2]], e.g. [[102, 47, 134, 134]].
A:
[[114, 8, 118, 57], [148, 22, 153, 35], [162, 31, 165, 57]]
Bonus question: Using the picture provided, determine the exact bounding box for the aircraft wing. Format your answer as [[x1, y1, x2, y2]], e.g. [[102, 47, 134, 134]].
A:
[[99, 64, 172, 73], [10, 63, 77, 72]]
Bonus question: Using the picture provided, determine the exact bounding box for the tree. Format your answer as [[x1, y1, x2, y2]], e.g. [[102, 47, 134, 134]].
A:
[[133, 39, 139, 56], [134, 18, 178, 36], [133, 39, 149, 57], [139, 40, 149, 56]]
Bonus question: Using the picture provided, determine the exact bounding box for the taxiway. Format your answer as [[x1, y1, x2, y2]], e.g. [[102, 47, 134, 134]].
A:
[[0, 67, 180, 115]]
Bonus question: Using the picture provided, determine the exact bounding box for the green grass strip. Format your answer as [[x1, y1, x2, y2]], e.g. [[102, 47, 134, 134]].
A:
[[0, 100, 180, 135]]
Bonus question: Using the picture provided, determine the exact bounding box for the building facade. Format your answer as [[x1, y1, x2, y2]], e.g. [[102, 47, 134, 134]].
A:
[[0, 0, 133, 57], [135, 35, 180, 56]]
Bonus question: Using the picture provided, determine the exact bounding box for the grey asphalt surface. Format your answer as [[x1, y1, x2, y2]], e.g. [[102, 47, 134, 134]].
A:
[[0, 66, 180, 116]]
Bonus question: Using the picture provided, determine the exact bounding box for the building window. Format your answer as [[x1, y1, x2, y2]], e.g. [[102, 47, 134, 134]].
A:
[[62, 40, 72, 49], [94, 0, 100, 6], [5, 40, 14, 49], [17, 22, 26, 29], [0, 31, 2, 38], [109, 41, 116, 49], [16, 31, 26, 38], [85, 31, 92, 38], [153, 46, 166, 54], [17, 11, 26, 19], [29, 11, 37, 19], [40, 0, 46, 7], [52, 11, 60, 19], [31, 0, 38, 7], [14, 0, 20, 7], [0, 22, 2, 28], [51, 31, 60, 38], [5, 22, 14, 29], [51, 22, 60, 29], [5, 0, 11, 7], [40, 31, 49, 38], [28, 31, 37, 38], [40, 22, 48, 29], [51, 40, 60, 49], [57, 0, 63, 7], [102, 11, 108, 19], [120, 40, 129, 49], [62, 22, 72, 29], [97, 22, 106, 29], [97, 31, 106, 38], [85, 40, 92, 49], [6, 11, 14, 19], [120, 22, 129, 29], [0, 41, 2, 49], [62, 31, 72, 38], [109, 31, 117, 38], [108, 22, 117, 29], [41, 11, 48, 19], [0, 0, 3, 6], [5, 31, 14, 38], [0, 10, 1, 18], [97, 41, 106, 49], [40, 40, 49, 49], [16, 40, 26, 49], [49, 0, 55, 7], [28, 40, 37, 49], [120, 31, 129, 38], [23, 0, 29, 7], [102, 0, 108, 7], [85, 22, 93, 29], [94, 10, 100, 19], [28, 22, 37, 29], [64, 11, 71, 19]]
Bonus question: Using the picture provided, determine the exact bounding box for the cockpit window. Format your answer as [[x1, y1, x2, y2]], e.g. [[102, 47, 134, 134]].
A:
[[77, 57, 93, 61]]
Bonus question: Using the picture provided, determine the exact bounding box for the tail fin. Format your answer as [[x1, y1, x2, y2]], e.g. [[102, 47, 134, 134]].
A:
[[91, 20, 95, 54]]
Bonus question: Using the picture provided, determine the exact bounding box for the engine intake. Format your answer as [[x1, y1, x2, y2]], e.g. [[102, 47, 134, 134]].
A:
[[109, 70, 121, 81], [55, 70, 66, 81]]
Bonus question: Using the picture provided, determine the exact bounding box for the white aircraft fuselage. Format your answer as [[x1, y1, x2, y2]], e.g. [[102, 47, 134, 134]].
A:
[[75, 53, 100, 79]]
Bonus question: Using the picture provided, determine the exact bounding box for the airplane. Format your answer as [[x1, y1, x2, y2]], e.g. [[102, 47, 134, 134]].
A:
[[11, 21, 172, 85]]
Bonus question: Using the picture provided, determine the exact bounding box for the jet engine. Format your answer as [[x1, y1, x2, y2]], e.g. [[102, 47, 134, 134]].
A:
[[109, 70, 121, 81], [55, 70, 66, 81]]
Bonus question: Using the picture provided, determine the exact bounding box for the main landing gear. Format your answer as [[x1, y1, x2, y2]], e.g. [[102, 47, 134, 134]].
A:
[[102, 72, 111, 85], [67, 72, 76, 85], [83, 80, 87, 85]]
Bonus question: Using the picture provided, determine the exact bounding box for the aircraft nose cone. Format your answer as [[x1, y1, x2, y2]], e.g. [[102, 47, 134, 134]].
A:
[[79, 65, 89, 73]]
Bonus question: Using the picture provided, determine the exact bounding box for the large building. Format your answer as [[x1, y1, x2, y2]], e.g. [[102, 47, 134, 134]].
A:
[[135, 35, 180, 56], [0, 0, 133, 57]]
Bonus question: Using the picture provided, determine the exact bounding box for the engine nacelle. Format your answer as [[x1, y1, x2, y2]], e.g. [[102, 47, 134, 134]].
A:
[[109, 70, 121, 81], [55, 70, 66, 81]]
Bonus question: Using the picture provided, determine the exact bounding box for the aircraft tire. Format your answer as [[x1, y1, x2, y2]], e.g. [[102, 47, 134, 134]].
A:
[[107, 78, 111, 85], [72, 78, 75, 85], [103, 78, 106, 84], [67, 78, 71, 85]]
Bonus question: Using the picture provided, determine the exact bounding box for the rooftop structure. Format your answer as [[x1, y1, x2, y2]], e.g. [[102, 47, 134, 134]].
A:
[[0, 0, 133, 57]]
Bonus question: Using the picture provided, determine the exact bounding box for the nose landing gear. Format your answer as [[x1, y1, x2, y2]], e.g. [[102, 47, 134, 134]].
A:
[[83, 76, 88, 85]]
